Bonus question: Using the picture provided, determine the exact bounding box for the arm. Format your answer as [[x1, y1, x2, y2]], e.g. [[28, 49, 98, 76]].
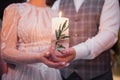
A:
[[73, 0, 120, 59], [1, 4, 43, 64], [52, 0, 120, 62], [1, 4, 64, 68]]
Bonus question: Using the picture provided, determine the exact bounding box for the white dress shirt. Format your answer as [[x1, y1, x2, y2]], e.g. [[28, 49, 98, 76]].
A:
[[74, 0, 84, 12], [52, 0, 120, 60]]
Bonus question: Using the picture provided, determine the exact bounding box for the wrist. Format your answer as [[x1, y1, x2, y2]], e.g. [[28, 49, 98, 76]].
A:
[[70, 48, 76, 60], [36, 53, 42, 62]]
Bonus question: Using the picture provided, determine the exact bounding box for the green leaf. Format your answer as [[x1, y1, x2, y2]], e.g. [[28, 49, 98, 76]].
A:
[[58, 29, 62, 38], [57, 44, 66, 49], [59, 24, 62, 31], [55, 30, 59, 40], [61, 36, 70, 39], [60, 34, 66, 38], [63, 25, 69, 32], [62, 20, 68, 31]]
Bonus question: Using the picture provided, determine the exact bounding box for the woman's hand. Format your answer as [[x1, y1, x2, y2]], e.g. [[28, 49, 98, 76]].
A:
[[37, 51, 67, 69], [49, 47, 76, 68]]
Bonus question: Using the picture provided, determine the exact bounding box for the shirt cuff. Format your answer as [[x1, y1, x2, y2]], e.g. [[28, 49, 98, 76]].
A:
[[73, 43, 90, 60]]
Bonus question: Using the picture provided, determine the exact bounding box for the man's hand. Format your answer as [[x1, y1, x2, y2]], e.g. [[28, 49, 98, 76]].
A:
[[49, 47, 76, 66], [57, 48, 76, 63]]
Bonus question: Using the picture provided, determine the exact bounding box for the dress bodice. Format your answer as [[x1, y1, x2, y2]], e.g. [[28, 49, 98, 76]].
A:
[[16, 3, 58, 52]]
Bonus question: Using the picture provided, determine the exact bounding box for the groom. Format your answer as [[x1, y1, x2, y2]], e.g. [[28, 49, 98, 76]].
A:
[[49, 0, 120, 80]]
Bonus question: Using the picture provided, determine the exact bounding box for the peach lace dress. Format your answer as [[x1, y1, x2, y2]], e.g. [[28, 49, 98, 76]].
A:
[[1, 3, 62, 80]]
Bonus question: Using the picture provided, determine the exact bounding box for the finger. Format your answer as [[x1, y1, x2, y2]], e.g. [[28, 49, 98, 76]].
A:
[[55, 62, 70, 69], [57, 49, 70, 58], [49, 46, 55, 53], [55, 65, 67, 69], [48, 47, 59, 61], [50, 50, 63, 62], [53, 62, 68, 69], [42, 57, 66, 68], [44, 52, 50, 57], [65, 63, 70, 67], [55, 50, 63, 57]]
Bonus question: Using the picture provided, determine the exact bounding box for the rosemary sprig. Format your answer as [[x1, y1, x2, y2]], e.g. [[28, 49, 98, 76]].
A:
[[55, 20, 69, 50]]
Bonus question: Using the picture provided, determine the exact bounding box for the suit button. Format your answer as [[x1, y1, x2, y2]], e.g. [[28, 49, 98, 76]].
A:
[[74, 34, 79, 37], [74, 18, 80, 21]]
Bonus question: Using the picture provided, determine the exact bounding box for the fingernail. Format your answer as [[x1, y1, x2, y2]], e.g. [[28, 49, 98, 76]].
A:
[[65, 63, 70, 66], [46, 52, 50, 55], [61, 62, 65, 65], [52, 46, 54, 49]]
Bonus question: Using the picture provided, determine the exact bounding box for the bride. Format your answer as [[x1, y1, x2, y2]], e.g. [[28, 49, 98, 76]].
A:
[[1, 0, 63, 80]]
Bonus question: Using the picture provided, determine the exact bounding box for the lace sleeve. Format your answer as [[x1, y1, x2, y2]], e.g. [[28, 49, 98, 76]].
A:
[[1, 4, 40, 64]]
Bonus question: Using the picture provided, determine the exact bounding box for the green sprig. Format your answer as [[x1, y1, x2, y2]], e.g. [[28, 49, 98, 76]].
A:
[[55, 20, 70, 50]]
